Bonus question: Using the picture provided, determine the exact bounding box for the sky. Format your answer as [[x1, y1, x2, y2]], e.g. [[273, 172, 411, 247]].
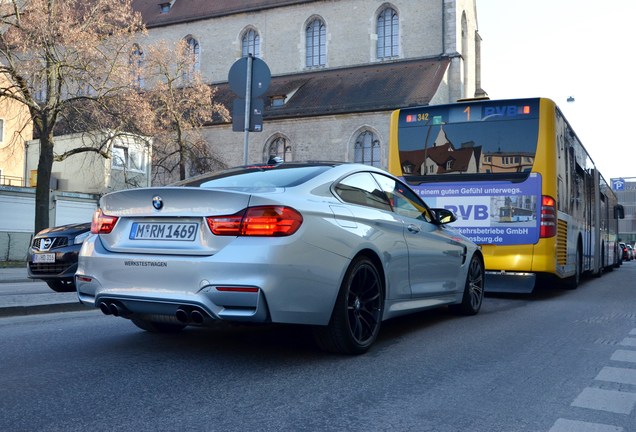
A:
[[476, 0, 636, 182]]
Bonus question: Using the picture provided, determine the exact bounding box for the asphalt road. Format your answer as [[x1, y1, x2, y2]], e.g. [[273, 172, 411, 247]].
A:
[[1, 263, 636, 431]]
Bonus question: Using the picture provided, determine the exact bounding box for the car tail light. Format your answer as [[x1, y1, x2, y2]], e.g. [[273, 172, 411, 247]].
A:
[[91, 209, 119, 234], [540, 195, 556, 238], [216, 286, 259, 293], [206, 206, 303, 236]]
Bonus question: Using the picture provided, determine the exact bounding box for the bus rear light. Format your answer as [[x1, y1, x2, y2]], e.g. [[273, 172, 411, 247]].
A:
[[91, 209, 119, 234], [206, 206, 303, 237], [540, 195, 556, 238]]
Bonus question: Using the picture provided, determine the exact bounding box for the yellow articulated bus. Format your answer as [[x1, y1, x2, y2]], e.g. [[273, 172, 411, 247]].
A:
[[388, 97, 624, 293]]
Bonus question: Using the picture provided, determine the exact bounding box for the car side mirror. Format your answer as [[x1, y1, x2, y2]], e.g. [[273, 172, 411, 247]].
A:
[[432, 208, 457, 224]]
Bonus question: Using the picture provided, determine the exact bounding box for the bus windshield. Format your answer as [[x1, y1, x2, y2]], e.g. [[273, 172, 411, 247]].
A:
[[397, 99, 540, 183]]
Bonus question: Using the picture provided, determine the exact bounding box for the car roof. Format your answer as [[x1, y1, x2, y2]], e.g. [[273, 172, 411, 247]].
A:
[[172, 161, 359, 187]]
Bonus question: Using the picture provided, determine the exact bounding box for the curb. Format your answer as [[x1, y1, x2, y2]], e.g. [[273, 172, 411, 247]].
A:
[[0, 302, 88, 318], [1, 278, 32, 284]]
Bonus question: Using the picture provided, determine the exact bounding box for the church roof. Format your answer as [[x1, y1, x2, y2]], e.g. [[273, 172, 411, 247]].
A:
[[211, 56, 451, 123], [133, 0, 320, 28]]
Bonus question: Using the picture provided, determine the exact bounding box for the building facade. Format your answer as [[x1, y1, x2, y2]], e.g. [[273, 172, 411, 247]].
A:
[[24, 132, 153, 195], [612, 178, 636, 245], [133, 0, 484, 182], [0, 75, 32, 187]]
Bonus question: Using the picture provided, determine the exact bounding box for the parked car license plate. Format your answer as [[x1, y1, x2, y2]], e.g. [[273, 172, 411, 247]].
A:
[[33, 253, 55, 263], [130, 222, 198, 241]]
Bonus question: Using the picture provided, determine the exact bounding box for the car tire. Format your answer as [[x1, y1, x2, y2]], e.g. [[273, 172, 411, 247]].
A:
[[449, 254, 484, 316], [131, 317, 186, 333], [313, 256, 383, 355], [46, 280, 76, 293]]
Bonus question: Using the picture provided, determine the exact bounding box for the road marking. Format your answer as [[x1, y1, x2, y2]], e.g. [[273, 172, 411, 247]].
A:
[[571, 387, 636, 414], [549, 418, 622, 432], [611, 349, 636, 363], [595, 366, 636, 385], [619, 337, 636, 347]]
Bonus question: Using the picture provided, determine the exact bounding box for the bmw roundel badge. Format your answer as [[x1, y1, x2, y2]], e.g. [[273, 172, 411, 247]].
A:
[[152, 195, 163, 210]]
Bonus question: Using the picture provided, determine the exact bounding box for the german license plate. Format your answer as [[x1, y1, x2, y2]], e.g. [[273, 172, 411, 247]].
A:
[[129, 222, 198, 241], [33, 253, 55, 263]]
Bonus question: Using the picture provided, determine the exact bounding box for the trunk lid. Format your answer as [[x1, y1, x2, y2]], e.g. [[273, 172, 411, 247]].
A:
[[97, 187, 253, 255]]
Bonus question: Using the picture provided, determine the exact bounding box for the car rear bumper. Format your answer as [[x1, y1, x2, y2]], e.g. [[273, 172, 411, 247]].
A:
[[76, 235, 349, 326]]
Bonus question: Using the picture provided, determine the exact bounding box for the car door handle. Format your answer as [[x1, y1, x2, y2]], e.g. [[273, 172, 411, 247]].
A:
[[407, 224, 421, 233]]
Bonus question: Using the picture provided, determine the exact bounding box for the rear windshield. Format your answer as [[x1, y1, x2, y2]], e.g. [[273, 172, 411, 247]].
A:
[[180, 165, 333, 189], [397, 99, 540, 183]]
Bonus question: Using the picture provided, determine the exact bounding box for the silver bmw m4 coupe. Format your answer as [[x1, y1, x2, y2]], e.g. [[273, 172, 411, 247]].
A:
[[77, 162, 484, 354]]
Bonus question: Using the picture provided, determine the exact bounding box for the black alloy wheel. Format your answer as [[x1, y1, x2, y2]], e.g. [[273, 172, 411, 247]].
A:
[[313, 256, 383, 355], [450, 255, 484, 315]]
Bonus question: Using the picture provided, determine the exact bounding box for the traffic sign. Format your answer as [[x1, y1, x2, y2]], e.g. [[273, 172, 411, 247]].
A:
[[612, 178, 625, 191], [232, 98, 264, 132], [227, 55, 271, 164], [228, 56, 271, 98]]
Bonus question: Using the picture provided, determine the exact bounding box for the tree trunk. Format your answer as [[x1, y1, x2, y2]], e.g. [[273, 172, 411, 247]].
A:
[[34, 133, 55, 234], [178, 126, 186, 180]]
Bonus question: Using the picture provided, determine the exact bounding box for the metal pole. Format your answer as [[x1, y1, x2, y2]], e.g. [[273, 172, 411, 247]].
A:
[[243, 54, 253, 165]]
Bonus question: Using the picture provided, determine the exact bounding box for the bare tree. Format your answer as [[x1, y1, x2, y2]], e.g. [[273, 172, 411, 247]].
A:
[[143, 40, 230, 184], [0, 0, 151, 232]]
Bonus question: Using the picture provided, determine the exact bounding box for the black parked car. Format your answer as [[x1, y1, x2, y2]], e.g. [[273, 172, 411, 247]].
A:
[[27, 222, 91, 292]]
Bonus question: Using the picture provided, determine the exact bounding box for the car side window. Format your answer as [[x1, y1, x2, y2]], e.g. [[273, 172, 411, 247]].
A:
[[334, 172, 392, 211], [371, 173, 433, 222]]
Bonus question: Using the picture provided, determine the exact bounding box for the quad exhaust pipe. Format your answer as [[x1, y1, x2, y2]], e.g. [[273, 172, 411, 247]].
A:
[[98, 301, 130, 318], [175, 307, 206, 325], [98, 300, 207, 324]]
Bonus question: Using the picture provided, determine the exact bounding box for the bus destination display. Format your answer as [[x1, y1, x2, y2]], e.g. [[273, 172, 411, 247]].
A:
[[402, 99, 539, 126]]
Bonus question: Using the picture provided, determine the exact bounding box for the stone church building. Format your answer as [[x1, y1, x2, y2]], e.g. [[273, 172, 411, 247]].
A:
[[133, 0, 485, 180]]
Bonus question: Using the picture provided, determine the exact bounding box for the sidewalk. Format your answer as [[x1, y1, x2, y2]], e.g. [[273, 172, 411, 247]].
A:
[[0, 266, 87, 317]]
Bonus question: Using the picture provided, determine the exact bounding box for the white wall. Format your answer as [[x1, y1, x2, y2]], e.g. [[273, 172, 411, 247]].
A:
[[0, 187, 98, 260]]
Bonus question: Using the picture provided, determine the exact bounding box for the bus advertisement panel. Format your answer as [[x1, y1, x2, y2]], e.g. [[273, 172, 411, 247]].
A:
[[414, 175, 541, 246]]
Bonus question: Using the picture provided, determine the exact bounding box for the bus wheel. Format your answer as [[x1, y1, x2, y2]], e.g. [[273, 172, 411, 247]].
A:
[[596, 247, 605, 277], [564, 246, 582, 290]]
